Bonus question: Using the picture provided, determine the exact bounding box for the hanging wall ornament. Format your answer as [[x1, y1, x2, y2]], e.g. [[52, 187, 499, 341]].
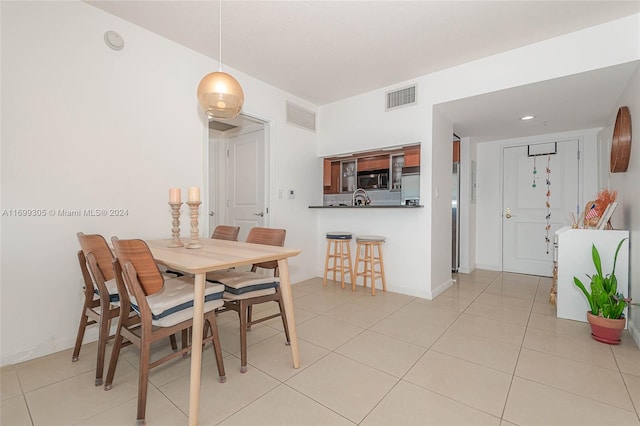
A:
[[532, 156, 537, 187], [544, 154, 552, 254]]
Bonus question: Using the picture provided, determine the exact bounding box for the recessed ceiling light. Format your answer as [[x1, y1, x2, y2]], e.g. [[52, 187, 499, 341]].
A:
[[520, 115, 535, 121]]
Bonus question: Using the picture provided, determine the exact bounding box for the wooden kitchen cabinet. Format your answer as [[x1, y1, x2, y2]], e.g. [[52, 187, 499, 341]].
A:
[[323, 159, 332, 187], [324, 161, 341, 194], [357, 155, 390, 172], [323, 159, 341, 193], [322, 144, 420, 194], [404, 146, 420, 167]]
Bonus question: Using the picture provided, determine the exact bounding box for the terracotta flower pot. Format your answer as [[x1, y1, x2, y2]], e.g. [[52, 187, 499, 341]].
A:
[[587, 312, 625, 344]]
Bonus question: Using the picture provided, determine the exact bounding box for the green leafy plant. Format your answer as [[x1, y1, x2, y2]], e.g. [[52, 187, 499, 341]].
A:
[[573, 238, 630, 319]]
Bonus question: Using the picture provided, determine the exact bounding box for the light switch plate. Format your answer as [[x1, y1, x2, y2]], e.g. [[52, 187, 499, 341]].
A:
[[288, 189, 295, 199]]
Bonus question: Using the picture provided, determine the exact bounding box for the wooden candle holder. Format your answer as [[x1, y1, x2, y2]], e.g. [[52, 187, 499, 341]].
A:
[[168, 202, 184, 248], [186, 201, 203, 249]]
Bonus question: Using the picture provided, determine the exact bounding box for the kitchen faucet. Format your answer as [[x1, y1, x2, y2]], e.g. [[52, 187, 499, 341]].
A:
[[352, 188, 371, 206]]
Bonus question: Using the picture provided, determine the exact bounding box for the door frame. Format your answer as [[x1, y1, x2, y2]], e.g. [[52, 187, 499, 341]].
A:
[[202, 112, 273, 237], [499, 137, 584, 273]]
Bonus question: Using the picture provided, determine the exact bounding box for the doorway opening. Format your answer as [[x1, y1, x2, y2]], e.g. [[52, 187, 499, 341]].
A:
[[205, 114, 270, 242]]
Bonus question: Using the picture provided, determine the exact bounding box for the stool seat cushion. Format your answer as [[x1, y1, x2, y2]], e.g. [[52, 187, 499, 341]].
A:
[[326, 231, 352, 240], [130, 277, 225, 327], [356, 235, 386, 242], [207, 270, 279, 300]]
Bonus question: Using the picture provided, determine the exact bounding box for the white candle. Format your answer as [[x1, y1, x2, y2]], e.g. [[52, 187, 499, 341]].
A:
[[169, 188, 181, 203], [188, 186, 200, 202]]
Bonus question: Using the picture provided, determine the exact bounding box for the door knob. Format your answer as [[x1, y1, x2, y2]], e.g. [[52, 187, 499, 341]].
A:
[[505, 208, 514, 219], [209, 211, 215, 216], [253, 212, 264, 217]]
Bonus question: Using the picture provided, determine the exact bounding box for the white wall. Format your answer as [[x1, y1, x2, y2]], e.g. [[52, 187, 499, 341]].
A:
[[0, 1, 319, 365], [316, 83, 435, 297], [604, 63, 640, 347], [458, 137, 477, 273], [430, 108, 455, 295], [319, 14, 640, 298], [475, 129, 601, 270]]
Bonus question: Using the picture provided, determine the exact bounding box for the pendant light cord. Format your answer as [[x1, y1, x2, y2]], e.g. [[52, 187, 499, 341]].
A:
[[218, 0, 223, 72]]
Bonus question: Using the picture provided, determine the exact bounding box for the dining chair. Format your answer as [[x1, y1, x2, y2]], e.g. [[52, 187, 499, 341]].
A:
[[166, 224, 241, 281], [207, 227, 290, 373], [211, 224, 240, 241], [105, 237, 226, 424], [178, 224, 241, 349], [74, 232, 126, 386]]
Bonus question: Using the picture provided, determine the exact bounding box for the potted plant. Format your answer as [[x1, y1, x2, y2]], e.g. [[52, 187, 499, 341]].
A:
[[573, 237, 631, 344]]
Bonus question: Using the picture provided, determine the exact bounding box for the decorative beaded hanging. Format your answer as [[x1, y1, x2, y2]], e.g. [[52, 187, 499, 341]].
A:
[[531, 156, 537, 187], [544, 154, 552, 254]]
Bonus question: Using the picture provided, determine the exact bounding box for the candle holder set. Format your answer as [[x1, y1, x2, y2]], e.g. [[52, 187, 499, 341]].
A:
[[168, 187, 202, 249]]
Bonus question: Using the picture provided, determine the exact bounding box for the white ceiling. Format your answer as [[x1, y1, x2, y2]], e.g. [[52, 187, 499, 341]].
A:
[[86, 1, 640, 141], [437, 61, 639, 142]]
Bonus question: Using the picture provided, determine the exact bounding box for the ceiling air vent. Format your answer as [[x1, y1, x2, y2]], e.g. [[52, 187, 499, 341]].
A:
[[209, 120, 237, 132], [386, 84, 417, 111], [286, 102, 316, 132]]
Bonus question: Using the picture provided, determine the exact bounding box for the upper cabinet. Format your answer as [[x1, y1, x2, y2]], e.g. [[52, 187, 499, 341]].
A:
[[322, 144, 420, 194], [390, 153, 404, 190], [323, 159, 332, 187], [404, 146, 420, 167], [340, 160, 357, 192], [323, 160, 341, 194], [358, 155, 390, 172]]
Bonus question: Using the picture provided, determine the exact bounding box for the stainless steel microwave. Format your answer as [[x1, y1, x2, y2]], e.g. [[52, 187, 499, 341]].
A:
[[357, 169, 389, 190]]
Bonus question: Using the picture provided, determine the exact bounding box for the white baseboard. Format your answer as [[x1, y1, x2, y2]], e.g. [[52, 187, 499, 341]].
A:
[[474, 263, 502, 272], [1, 331, 99, 367], [628, 318, 640, 349], [430, 278, 454, 299]]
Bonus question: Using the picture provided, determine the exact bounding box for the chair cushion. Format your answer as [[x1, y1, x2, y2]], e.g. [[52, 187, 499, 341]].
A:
[[94, 275, 175, 305], [206, 270, 279, 300], [93, 278, 120, 303], [130, 277, 225, 327]]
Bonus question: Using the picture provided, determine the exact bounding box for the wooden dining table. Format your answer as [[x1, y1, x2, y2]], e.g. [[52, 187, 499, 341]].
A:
[[145, 238, 301, 426]]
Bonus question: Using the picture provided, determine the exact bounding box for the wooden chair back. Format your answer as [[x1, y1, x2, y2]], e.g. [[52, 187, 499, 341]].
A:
[[246, 227, 286, 276], [77, 232, 115, 281], [111, 238, 164, 296], [211, 225, 240, 241], [116, 258, 153, 325]]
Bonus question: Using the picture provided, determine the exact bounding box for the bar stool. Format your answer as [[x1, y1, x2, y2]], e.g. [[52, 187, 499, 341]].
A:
[[323, 232, 354, 289], [354, 235, 387, 295]]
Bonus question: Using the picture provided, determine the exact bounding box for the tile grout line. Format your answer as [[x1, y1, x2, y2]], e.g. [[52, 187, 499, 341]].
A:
[[498, 274, 542, 423]]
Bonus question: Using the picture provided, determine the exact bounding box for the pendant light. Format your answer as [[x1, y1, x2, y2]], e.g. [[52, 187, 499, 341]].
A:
[[197, 0, 244, 120]]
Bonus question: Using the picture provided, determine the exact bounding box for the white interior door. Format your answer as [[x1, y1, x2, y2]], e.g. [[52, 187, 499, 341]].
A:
[[226, 129, 265, 242], [502, 140, 580, 276]]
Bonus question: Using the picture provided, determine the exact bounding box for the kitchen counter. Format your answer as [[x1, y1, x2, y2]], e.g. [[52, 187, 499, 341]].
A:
[[309, 205, 423, 209]]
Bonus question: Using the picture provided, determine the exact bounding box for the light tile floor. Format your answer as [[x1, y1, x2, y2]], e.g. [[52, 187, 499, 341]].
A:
[[2, 271, 640, 425]]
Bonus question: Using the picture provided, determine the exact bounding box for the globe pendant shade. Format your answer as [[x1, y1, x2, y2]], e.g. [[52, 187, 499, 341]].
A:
[[197, 71, 244, 119]]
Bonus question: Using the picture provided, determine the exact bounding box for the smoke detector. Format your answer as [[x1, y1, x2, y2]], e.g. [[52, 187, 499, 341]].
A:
[[104, 31, 124, 51]]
